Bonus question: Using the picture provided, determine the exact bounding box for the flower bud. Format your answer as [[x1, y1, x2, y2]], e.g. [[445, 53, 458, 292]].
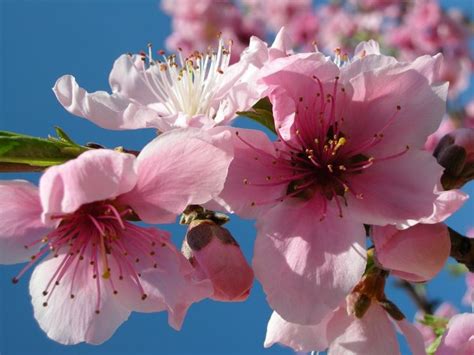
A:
[[433, 128, 474, 189], [182, 220, 254, 302]]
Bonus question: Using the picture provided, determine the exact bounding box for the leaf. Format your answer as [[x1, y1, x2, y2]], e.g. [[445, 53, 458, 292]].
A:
[[237, 97, 276, 134], [0, 131, 88, 169]]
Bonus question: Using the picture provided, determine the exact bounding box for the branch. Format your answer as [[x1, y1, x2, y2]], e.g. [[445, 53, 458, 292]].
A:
[[448, 227, 474, 271], [394, 280, 438, 314], [0, 162, 45, 172]]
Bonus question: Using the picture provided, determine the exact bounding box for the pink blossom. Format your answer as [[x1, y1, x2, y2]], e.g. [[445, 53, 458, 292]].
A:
[[373, 223, 451, 282], [265, 301, 425, 354], [350, 0, 402, 12], [182, 220, 254, 302], [437, 313, 474, 354], [162, 0, 265, 62], [317, 5, 384, 55], [388, 0, 471, 98], [216, 42, 447, 325], [54, 37, 263, 132], [0, 128, 233, 344]]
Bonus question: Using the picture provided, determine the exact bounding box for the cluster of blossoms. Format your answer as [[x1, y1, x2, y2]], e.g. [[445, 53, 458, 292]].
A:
[[162, 0, 472, 101], [1, 2, 474, 354]]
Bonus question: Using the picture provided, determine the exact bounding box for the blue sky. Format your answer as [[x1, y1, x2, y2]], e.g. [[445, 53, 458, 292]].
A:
[[0, 1, 472, 354]]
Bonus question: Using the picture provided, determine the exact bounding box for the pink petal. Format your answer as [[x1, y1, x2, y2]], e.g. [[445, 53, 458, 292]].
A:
[[29, 254, 131, 345], [264, 311, 331, 352], [0, 180, 50, 264], [416, 188, 468, 225], [343, 59, 448, 155], [438, 313, 474, 355], [254, 199, 366, 325], [40, 150, 137, 224], [122, 128, 233, 224], [396, 319, 427, 355], [327, 305, 399, 355], [373, 223, 450, 282], [213, 127, 288, 219], [258, 53, 339, 143], [53, 75, 159, 130], [108, 54, 157, 105], [269, 27, 291, 59], [115, 227, 213, 330], [347, 150, 443, 226]]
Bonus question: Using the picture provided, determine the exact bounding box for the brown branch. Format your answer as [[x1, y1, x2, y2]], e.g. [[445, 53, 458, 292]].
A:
[[394, 280, 438, 314], [449, 227, 474, 271], [0, 162, 45, 172]]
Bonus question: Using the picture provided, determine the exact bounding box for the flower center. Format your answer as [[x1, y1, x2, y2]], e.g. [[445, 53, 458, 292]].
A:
[[138, 38, 232, 118], [238, 75, 409, 219]]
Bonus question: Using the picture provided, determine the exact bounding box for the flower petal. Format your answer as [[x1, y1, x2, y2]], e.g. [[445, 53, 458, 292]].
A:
[[213, 127, 288, 219], [373, 223, 450, 282], [327, 305, 399, 355], [437, 313, 474, 355], [347, 150, 442, 226], [112, 226, 213, 330], [0, 180, 50, 264], [264, 311, 331, 352], [40, 150, 137, 224], [254, 199, 366, 325], [396, 319, 426, 355], [53, 75, 159, 130], [343, 59, 448, 154], [122, 128, 233, 224], [108, 54, 157, 105], [29, 254, 131, 345]]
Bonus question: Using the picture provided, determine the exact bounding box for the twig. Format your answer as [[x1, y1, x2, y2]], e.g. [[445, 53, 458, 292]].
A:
[[395, 280, 438, 314], [448, 227, 474, 271]]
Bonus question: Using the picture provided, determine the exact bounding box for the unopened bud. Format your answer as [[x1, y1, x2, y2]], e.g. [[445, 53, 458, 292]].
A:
[[183, 220, 254, 302], [434, 128, 474, 189]]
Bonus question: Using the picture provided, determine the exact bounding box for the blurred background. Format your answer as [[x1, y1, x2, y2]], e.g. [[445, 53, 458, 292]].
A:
[[0, 0, 473, 354]]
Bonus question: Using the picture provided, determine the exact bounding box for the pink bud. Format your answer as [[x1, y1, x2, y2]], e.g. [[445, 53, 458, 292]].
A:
[[183, 220, 254, 302]]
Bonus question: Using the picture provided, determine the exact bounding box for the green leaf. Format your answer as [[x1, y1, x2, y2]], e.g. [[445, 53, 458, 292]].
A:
[[0, 132, 89, 169], [237, 97, 276, 134]]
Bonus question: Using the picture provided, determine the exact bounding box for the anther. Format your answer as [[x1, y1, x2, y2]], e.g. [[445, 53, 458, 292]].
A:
[[70, 294, 75, 299], [250, 202, 256, 207], [141, 294, 148, 300], [11, 277, 19, 284], [42, 291, 48, 296], [43, 302, 48, 307]]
